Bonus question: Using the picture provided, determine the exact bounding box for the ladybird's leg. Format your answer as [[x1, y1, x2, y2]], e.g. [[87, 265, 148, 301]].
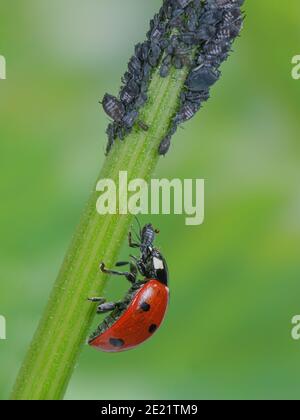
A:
[[100, 262, 135, 283], [128, 231, 140, 249], [115, 261, 138, 282], [115, 261, 130, 267], [138, 262, 147, 277], [129, 261, 138, 283], [130, 255, 147, 277]]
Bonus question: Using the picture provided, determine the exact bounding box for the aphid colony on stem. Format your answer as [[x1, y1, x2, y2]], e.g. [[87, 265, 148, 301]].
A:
[[101, 0, 244, 155]]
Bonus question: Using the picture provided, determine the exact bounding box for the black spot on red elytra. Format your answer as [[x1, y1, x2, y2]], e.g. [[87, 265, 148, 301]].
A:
[[109, 338, 125, 347], [140, 302, 150, 312], [148, 324, 157, 334]]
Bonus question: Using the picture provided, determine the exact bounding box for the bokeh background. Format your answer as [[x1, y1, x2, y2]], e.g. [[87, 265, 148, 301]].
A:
[[1, 0, 300, 400]]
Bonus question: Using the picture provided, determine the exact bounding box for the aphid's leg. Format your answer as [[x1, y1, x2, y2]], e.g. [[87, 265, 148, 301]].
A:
[[128, 231, 140, 249], [100, 262, 136, 283], [87, 297, 106, 303]]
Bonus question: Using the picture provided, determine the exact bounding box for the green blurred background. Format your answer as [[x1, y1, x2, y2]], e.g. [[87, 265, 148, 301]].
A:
[[1, 0, 300, 400]]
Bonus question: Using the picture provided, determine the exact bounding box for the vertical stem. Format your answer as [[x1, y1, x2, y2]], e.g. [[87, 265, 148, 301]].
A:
[[11, 64, 190, 400]]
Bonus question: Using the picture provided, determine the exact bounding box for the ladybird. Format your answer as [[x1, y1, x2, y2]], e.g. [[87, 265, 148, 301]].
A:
[[88, 222, 169, 352]]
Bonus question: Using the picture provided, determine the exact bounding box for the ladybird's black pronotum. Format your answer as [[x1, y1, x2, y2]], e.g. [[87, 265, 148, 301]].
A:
[[88, 223, 169, 352]]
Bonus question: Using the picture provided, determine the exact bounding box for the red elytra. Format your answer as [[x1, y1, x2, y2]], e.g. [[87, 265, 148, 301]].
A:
[[89, 279, 169, 352]]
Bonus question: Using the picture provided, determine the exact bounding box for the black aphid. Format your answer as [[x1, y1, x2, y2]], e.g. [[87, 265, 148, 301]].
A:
[[186, 65, 220, 91], [177, 0, 193, 8], [160, 55, 172, 78], [137, 120, 149, 131], [158, 135, 172, 156], [102, 94, 125, 123], [174, 102, 201, 124], [102, 0, 244, 155], [122, 110, 139, 129]]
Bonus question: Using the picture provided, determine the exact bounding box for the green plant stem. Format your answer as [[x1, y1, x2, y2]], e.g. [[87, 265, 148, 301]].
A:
[[11, 63, 191, 400]]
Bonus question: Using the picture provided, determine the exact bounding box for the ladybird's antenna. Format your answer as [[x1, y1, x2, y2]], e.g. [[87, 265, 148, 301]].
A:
[[132, 225, 140, 243], [129, 217, 141, 243]]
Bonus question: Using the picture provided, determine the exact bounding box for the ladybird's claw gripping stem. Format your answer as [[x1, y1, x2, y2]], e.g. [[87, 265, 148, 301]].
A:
[[99, 262, 106, 272]]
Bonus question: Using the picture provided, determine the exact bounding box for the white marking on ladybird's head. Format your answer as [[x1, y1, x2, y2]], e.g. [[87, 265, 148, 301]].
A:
[[153, 257, 164, 270]]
